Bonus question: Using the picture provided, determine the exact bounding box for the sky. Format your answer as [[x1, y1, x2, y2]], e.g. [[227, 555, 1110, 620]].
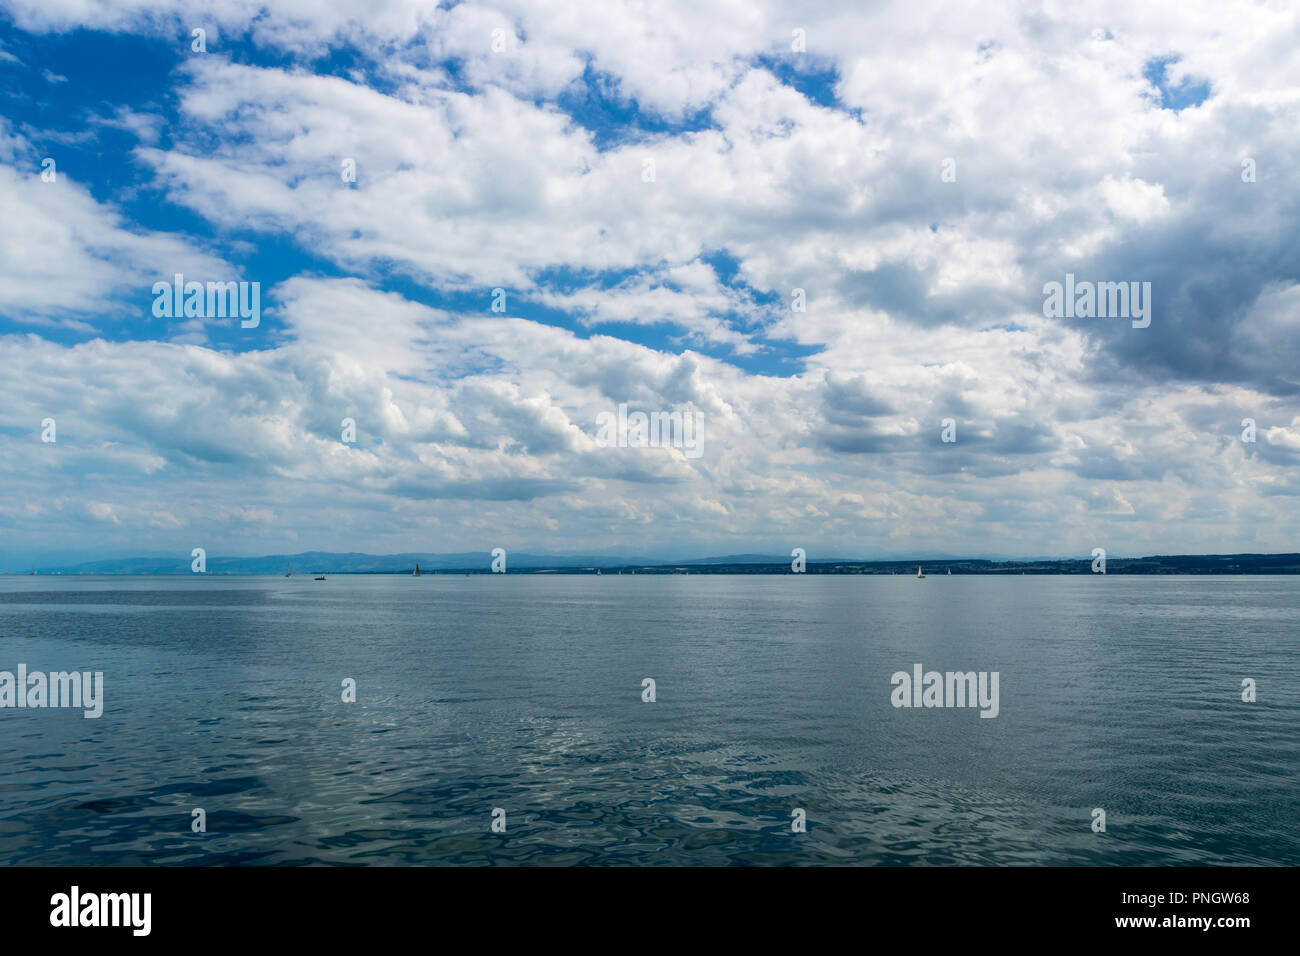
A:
[[1, 0, 1298, 566]]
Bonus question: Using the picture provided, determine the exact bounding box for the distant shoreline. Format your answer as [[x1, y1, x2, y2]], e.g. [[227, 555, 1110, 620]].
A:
[[8, 553, 1300, 576]]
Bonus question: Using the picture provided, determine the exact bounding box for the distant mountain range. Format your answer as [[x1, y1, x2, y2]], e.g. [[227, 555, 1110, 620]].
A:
[[7, 551, 1300, 575]]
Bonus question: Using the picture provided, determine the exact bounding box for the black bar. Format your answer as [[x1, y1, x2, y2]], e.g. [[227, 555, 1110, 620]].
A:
[[1, 865, 1280, 942]]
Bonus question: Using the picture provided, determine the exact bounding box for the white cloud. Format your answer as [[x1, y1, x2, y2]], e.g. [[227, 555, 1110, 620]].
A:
[[2, 1, 1300, 559], [0, 122, 234, 326]]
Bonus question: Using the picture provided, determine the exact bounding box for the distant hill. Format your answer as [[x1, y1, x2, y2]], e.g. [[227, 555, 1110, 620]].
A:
[[47, 551, 660, 575], [9, 551, 1300, 575], [655, 554, 1300, 575]]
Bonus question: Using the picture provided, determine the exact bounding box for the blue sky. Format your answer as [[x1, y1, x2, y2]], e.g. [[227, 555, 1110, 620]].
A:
[[0, 21, 825, 371], [1, 1, 1298, 567]]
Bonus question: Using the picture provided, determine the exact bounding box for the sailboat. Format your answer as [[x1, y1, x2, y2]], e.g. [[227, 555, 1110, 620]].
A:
[[947, 568, 951, 575], [284, 565, 291, 577], [413, 563, 421, 577], [916, 566, 926, 579], [596, 569, 602, 576]]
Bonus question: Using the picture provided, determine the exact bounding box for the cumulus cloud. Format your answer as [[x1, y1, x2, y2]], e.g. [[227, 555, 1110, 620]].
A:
[[1, 1, 1299, 562], [0, 121, 234, 326]]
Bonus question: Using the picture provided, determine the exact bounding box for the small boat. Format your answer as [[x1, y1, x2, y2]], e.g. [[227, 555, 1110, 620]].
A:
[[413, 563, 421, 577], [596, 569, 602, 576], [947, 568, 951, 575], [284, 565, 291, 577], [314, 576, 325, 581], [916, 566, 926, 579]]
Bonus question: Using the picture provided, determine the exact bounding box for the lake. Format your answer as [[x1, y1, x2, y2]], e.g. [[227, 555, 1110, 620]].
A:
[[1, 575, 1296, 865]]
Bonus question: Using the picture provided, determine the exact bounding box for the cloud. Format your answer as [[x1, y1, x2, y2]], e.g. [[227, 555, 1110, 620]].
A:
[[0, 121, 234, 327], [2, 2, 1300, 561]]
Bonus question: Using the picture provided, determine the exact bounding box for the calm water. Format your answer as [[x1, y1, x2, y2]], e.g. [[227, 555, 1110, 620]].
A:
[[0, 575, 1296, 866]]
